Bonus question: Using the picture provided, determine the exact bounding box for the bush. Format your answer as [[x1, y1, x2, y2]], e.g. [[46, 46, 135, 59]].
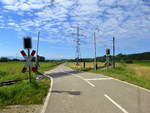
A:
[[0, 57, 9, 62], [125, 60, 133, 64]]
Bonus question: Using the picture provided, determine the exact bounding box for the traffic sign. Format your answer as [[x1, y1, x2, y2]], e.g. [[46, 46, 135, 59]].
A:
[[21, 50, 37, 73], [106, 49, 110, 55], [24, 37, 32, 49]]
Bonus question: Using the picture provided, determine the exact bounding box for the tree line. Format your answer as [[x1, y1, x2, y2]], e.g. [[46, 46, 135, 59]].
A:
[[67, 52, 150, 63], [1, 52, 150, 62], [0, 56, 46, 62]]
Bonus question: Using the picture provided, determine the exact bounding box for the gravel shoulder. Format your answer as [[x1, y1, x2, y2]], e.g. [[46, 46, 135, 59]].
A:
[[0, 105, 42, 113]]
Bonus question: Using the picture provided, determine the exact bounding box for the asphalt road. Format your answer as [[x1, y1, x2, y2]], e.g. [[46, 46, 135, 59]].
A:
[[43, 65, 150, 113]]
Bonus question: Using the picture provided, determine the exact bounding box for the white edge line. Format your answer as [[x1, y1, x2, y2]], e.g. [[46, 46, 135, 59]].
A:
[[109, 77, 150, 93], [80, 70, 150, 92], [75, 75, 95, 87], [104, 94, 129, 113], [41, 76, 53, 113], [69, 66, 150, 92]]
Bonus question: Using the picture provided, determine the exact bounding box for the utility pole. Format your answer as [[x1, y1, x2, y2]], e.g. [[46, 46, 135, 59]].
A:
[[93, 29, 100, 70], [93, 32, 97, 70], [113, 37, 115, 68], [75, 26, 80, 66], [36, 31, 40, 70]]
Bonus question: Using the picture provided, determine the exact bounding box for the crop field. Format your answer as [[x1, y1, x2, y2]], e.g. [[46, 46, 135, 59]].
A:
[[67, 61, 150, 90], [67, 62, 104, 71], [0, 61, 62, 107]]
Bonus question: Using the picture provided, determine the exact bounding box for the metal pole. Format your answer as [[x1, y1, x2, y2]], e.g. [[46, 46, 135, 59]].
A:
[[106, 49, 110, 72], [36, 31, 40, 70], [113, 37, 115, 68], [106, 51, 108, 71], [106, 57, 108, 71], [83, 61, 85, 68], [94, 32, 97, 70], [76, 26, 80, 66], [28, 49, 32, 83]]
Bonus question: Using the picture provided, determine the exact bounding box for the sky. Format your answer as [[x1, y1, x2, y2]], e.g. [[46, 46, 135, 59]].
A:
[[0, 0, 150, 59]]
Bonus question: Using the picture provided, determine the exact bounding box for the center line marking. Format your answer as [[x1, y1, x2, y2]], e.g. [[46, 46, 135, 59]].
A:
[[104, 94, 129, 113]]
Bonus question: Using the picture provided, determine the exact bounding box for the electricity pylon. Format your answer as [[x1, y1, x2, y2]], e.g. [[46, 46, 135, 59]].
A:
[[72, 25, 86, 66]]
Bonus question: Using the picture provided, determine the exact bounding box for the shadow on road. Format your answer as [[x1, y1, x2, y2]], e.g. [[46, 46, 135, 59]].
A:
[[52, 90, 81, 95], [46, 70, 84, 78]]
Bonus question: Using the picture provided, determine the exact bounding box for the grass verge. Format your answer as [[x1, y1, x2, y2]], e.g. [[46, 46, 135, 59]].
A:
[[66, 62, 150, 90], [66, 62, 104, 71], [91, 63, 150, 90], [0, 61, 62, 107]]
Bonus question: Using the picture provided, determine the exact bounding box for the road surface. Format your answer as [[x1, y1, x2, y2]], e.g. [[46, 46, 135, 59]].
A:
[[43, 65, 150, 113]]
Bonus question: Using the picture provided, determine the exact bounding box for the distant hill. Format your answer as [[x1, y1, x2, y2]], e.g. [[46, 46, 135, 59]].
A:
[[115, 52, 150, 61], [97, 52, 150, 62]]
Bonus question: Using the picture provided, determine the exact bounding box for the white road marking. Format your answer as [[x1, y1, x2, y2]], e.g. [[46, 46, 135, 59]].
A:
[[85, 79, 96, 87], [85, 78, 113, 81], [41, 77, 53, 113], [62, 71, 96, 87], [104, 94, 129, 113], [109, 77, 150, 93], [75, 75, 95, 87]]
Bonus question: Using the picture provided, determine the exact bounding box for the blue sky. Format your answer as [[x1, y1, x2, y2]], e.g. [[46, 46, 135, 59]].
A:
[[0, 0, 150, 59]]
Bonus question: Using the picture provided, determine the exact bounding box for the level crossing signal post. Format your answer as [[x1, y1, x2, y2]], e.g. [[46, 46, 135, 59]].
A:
[[25, 38, 32, 83], [21, 37, 37, 83], [105, 48, 111, 71]]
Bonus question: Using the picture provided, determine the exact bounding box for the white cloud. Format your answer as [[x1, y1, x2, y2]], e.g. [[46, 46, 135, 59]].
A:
[[99, 0, 116, 6], [0, 0, 149, 49], [32, 37, 64, 43], [0, 0, 16, 5], [4, 3, 46, 11], [0, 0, 52, 11]]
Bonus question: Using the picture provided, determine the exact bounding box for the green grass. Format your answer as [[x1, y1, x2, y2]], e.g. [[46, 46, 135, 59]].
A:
[[133, 60, 150, 66], [0, 79, 49, 106], [0, 61, 62, 82], [91, 63, 150, 90], [0, 61, 62, 107], [66, 62, 150, 90]]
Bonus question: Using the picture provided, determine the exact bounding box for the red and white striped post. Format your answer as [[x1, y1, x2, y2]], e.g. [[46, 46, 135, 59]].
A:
[[21, 50, 27, 73], [31, 50, 37, 72]]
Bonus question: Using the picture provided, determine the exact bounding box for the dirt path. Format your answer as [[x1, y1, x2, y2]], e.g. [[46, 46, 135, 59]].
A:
[[0, 105, 42, 113]]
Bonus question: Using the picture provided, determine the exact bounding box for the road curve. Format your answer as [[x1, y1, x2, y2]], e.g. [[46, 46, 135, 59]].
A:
[[43, 65, 150, 113]]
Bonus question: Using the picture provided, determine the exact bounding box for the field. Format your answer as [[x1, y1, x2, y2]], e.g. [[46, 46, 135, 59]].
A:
[[67, 62, 104, 71], [67, 61, 150, 90], [0, 61, 62, 107]]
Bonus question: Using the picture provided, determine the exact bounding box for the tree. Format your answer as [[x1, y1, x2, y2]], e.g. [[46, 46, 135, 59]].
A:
[[0, 57, 9, 62], [39, 56, 45, 62]]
